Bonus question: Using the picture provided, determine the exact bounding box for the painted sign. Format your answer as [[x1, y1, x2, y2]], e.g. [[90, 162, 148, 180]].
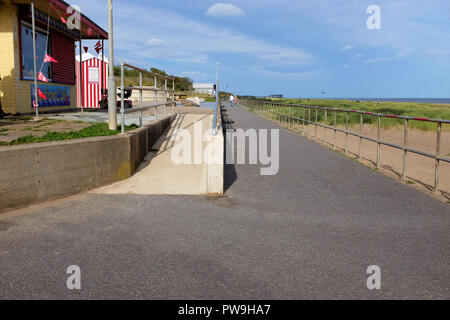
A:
[[31, 84, 71, 108], [88, 67, 99, 84]]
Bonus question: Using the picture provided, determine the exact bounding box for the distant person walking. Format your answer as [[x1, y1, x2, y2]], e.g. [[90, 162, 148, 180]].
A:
[[230, 95, 234, 107], [234, 96, 238, 106]]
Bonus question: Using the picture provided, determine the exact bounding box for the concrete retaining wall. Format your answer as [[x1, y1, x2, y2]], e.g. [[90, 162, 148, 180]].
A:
[[0, 116, 174, 211]]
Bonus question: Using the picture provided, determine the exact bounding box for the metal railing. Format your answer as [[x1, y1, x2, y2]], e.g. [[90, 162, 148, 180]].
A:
[[119, 61, 176, 133], [241, 99, 450, 194]]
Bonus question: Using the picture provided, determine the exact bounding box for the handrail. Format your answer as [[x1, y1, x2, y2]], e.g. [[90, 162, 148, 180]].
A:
[[119, 61, 176, 133], [123, 86, 172, 92], [254, 100, 450, 124], [241, 98, 449, 194]]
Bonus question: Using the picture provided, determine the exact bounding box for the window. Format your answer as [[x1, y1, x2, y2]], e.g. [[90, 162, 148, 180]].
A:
[[21, 23, 52, 81]]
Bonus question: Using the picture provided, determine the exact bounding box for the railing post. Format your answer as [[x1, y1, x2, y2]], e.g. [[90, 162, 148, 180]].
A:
[[435, 121, 442, 193], [285, 105, 287, 124], [139, 72, 143, 127], [172, 79, 175, 111], [402, 119, 408, 179], [277, 106, 280, 124], [154, 75, 158, 119], [323, 109, 327, 144], [302, 107, 306, 135], [359, 113, 363, 160], [333, 111, 337, 149], [289, 104, 292, 127], [164, 78, 168, 117], [119, 62, 125, 134], [315, 108, 318, 140], [308, 108, 311, 137], [345, 111, 349, 154], [377, 115, 381, 169]]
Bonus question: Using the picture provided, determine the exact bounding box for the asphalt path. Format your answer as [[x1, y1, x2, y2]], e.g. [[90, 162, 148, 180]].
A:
[[0, 105, 448, 299]]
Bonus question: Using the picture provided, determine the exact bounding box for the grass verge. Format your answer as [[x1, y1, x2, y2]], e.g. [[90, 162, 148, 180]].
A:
[[4, 122, 138, 146], [263, 98, 450, 131]]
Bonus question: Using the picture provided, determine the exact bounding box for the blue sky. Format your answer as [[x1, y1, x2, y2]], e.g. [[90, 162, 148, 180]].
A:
[[71, 0, 450, 98]]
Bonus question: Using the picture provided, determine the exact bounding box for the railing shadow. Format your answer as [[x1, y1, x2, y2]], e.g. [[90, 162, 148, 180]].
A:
[[221, 102, 238, 193]]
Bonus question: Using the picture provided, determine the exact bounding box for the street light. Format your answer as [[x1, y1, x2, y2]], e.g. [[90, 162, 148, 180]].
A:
[[213, 62, 222, 135], [107, 0, 117, 130], [31, 1, 39, 119]]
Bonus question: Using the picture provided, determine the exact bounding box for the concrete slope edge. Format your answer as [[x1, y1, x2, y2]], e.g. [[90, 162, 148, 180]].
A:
[[206, 113, 224, 195], [0, 116, 176, 212]]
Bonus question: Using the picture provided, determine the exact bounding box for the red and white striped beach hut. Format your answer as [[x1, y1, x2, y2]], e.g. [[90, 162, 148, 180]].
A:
[[76, 52, 108, 108]]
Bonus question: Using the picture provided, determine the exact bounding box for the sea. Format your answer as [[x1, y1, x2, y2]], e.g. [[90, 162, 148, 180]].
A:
[[299, 98, 450, 104]]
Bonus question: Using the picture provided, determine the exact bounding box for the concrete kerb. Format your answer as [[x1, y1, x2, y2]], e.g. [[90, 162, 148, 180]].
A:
[[0, 115, 175, 212], [205, 129, 224, 195], [206, 107, 224, 195]]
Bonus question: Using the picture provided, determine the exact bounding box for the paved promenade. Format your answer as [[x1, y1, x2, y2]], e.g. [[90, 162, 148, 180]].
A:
[[0, 105, 448, 299]]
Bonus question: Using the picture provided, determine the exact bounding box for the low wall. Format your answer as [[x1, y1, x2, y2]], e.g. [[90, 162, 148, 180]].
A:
[[0, 116, 174, 212]]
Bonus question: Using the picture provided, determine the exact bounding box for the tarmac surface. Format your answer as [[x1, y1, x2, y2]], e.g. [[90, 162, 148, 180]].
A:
[[0, 105, 449, 299]]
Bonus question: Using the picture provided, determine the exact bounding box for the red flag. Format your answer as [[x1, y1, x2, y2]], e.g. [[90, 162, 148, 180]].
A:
[[43, 54, 58, 63], [84, 46, 89, 53], [37, 88, 47, 100], [32, 99, 38, 109], [37, 72, 48, 82], [94, 40, 103, 54]]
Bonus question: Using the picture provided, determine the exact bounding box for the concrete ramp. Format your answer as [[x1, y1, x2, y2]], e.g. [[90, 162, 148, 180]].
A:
[[94, 113, 223, 195]]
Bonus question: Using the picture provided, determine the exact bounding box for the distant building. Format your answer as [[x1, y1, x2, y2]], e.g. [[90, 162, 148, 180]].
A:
[[266, 94, 284, 99], [193, 83, 215, 95]]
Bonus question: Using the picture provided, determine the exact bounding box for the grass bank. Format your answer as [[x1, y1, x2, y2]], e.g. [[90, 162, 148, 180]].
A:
[[266, 98, 450, 131], [4, 122, 138, 146]]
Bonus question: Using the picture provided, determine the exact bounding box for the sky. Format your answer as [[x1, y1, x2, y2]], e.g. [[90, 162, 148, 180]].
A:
[[70, 0, 450, 98]]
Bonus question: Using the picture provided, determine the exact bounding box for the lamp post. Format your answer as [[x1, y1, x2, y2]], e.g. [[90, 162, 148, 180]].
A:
[[31, 1, 39, 118], [107, 0, 117, 130], [213, 61, 222, 135]]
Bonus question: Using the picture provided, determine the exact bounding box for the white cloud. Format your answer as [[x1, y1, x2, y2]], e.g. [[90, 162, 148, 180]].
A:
[[419, 50, 450, 58], [260, 49, 311, 62], [364, 57, 392, 64], [206, 3, 245, 17], [179, 71, 210, 81], [245, 66, 320, 78], [147, 38, 165, 47], [341, 45, 353, 51], [342, 64, 350, 68], [260, 0, 450, 63], [354, 53, 363, 58], [112, 5, 314, 67]]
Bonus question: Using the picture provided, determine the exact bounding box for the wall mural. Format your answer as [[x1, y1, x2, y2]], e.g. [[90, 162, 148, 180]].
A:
[[31, 84, 70, 108]]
